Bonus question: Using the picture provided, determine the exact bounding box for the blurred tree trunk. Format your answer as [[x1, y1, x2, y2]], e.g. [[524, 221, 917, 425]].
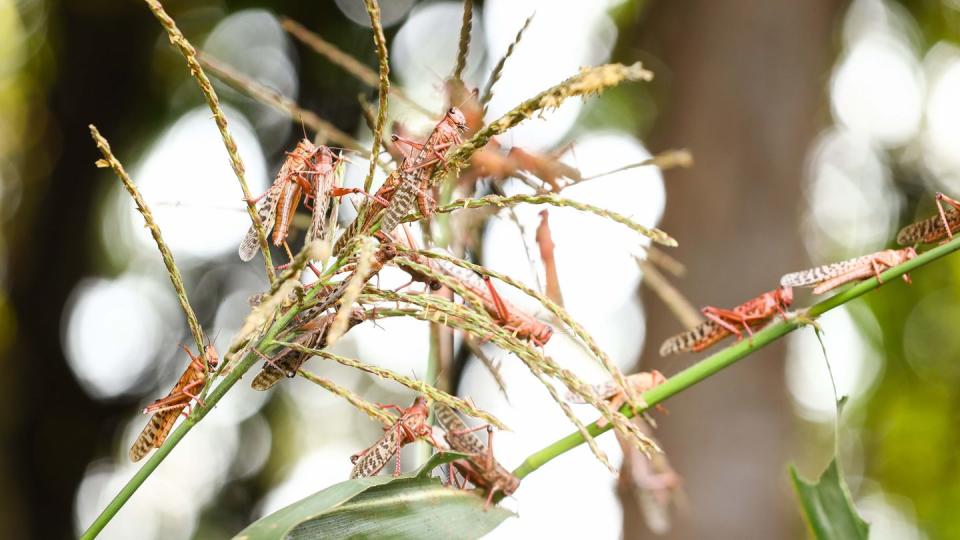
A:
[[617, 1, 844, 538], [5, 3, 165, 538]]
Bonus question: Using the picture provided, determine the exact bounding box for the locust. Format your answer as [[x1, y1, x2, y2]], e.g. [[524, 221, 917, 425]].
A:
[[434, 403, 519, 510], [567, 371, 667, 427], [239, 140, 341, 262], [659, 287, 793, 356], [780, 248, 916, 294], [248, 244, 398, 389], [381, 107, 467, 231], [350, 396, 440, 479], [536, 209, 564, 306], [433, 258, 553, 346], [333, 108, 467, 255], [616, 418, 684, 535], [129, 344, 218, 461], [896, 192, 960, 246], [250, 308, 365, 391]]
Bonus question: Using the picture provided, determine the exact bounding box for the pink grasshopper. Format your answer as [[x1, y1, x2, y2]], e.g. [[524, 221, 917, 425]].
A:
[[659, 287, 793, 356], [239, 140, 341, 262], [434, 403, 519, 510], [433, 258, 553, 346], [897, 192, 960, 245], [376, 107, 467, 234], [331, 108, 467, 255], [616, 418, 684, 534], [250, 308, 366, 391], [779, 248, 916, 294], [129, 344, 218, 461], [350, 396, 442, 478]]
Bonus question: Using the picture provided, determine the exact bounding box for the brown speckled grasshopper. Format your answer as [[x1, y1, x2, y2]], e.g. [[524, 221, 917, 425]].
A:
[[350, 396, 441, 479], [897, 192, 960, 245], [129, 344, 218, 461], [780, 248, 916, 294], [434, 403, 519, 510], [239, 140, 341, 262]]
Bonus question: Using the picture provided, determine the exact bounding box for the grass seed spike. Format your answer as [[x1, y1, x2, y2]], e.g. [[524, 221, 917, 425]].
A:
[[567, 371, 667, 428], [779, 248, 916, 294], [129, 344, 218, 462], [349, 396, 440, 478], [897, 192, 960, 246], [435, 403, 519, 510], [659, 287, 793, 356]]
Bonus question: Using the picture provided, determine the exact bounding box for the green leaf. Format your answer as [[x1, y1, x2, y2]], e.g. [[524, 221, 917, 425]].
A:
[[288, 477, 513, 539], [234, 476, 394, 540], [414, 450, 472, 478], [235, 458, 513, 540], [790, 459, 869, 540]]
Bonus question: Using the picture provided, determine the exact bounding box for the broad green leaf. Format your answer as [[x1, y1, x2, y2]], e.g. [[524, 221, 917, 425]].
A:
[[790, 459, 869, 540], [235, 452, 513, 540], [288, 476, 513, 539], [235, 476, 393, 540]]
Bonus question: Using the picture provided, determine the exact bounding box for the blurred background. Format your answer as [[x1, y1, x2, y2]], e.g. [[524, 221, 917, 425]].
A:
[[2, 0, 959, 538]]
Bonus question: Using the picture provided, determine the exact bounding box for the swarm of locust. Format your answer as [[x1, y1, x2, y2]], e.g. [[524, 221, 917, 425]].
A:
[[122, 3, 689, 519], [112, 2, 960, 529]]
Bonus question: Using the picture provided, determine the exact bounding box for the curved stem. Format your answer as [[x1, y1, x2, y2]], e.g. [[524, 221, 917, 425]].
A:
[[513, 236, 960, 479], [79, 287, 313, 539]]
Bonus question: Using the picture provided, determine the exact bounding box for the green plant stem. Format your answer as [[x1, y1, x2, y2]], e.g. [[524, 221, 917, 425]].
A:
[[79, 281, 322, 539], [427, 322, 443, 391], [513, 236, 960, 479]]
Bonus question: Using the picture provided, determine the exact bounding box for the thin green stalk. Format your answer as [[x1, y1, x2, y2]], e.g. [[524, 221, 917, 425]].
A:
[[513, 236, 960, 479], [575, 148, 693, 183], [427, 322, 443, 390], [79, 276, 330, 539], [424, 317, 447, 462]]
